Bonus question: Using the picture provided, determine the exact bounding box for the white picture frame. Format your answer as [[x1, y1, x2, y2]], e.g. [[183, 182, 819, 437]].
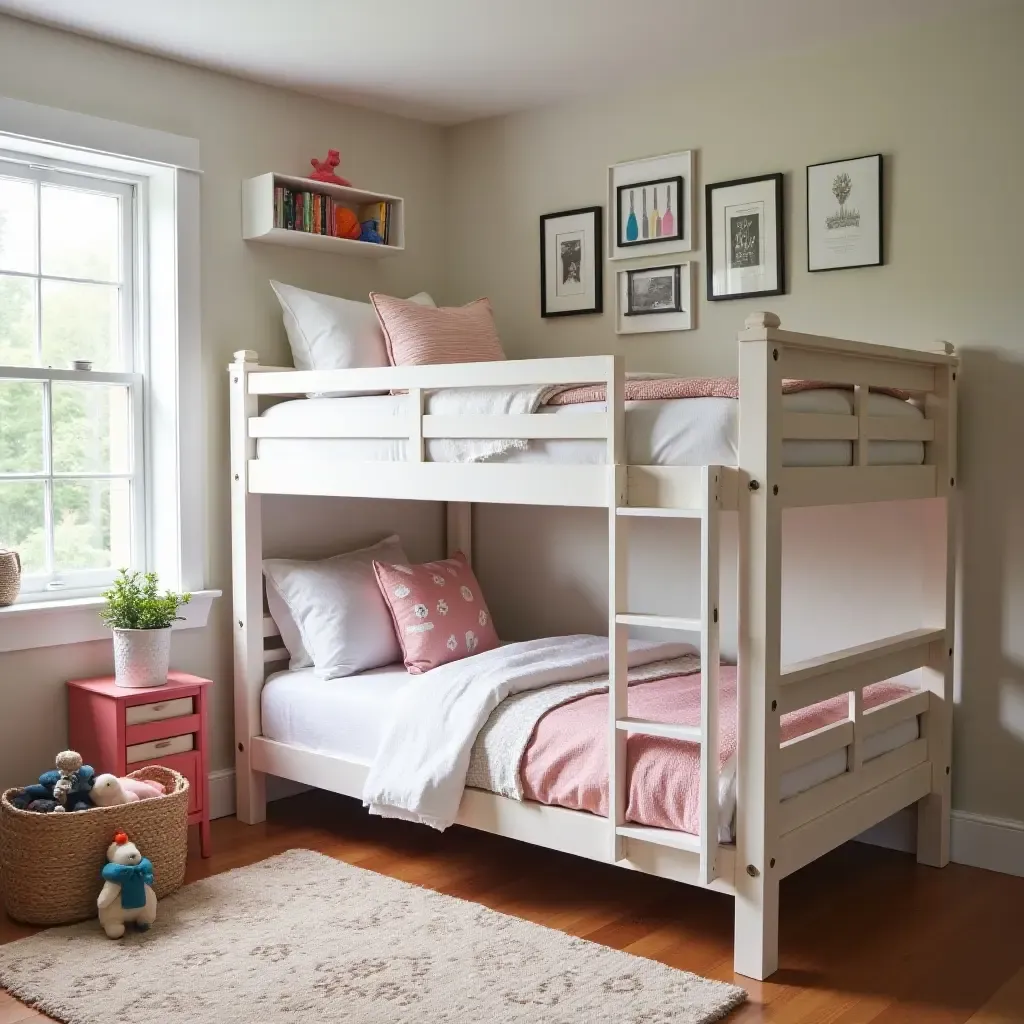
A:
[[616, 260, 693, 334], [807, 154, 883, 272], [608, 150, 694, 260]]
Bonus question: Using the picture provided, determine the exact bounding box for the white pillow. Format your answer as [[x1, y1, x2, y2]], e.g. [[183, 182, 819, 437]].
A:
[[263, 535, 408, 678], [270, 281, 434, 396]]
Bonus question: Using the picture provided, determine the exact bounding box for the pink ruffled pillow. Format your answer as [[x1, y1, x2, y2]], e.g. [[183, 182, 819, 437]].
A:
[[373, 552, 499, 674]]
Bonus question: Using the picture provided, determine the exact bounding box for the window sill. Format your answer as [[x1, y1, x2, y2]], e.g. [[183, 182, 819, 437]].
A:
[[0, 589, 221, 654]]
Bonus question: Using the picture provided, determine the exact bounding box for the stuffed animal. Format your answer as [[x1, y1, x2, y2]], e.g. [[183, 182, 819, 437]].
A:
[[359, 220, 383, 244], [10, 751, 95, 812], [97, 832, 156, 938], [309, 149, 351, 186], [91, 774, 164, 807]]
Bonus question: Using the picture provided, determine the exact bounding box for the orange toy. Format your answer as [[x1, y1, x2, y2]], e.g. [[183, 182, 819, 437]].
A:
[[334, 207, 361, 240]]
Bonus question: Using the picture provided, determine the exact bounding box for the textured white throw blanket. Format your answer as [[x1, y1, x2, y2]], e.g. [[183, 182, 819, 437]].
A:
[[426, 385, 555, 463], [363, 634, 696, 830]]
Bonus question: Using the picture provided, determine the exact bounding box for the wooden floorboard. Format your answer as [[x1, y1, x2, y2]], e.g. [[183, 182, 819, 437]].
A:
[[4, 791, 1024, 1022]]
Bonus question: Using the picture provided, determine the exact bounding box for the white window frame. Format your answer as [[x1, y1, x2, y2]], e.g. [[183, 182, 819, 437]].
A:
[[0, 154, 147, 598], [0, 97, 218, 651]]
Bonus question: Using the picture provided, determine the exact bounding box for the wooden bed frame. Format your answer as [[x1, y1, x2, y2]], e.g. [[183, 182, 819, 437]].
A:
[[229, 311, 957, 980]]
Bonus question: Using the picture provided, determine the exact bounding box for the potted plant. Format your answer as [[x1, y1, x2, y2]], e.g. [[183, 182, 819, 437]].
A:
[[101, 570, 191, 688]]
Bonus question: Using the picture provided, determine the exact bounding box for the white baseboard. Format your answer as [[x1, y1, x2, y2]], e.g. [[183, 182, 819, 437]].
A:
[[857, 807, 1024, 877], [208, 770, 1024, 879], [208, 768, 310, 821]]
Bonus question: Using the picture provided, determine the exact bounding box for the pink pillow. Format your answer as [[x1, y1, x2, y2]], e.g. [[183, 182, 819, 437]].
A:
[[373, 552, 499, 674], [369, 293, 505, 367]]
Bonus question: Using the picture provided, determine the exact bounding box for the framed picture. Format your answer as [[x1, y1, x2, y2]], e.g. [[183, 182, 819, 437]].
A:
[[608, 150, 694, 259], [807, 153, 882, 272], [616, 260, 692, 334], [625, 264, 682, 315], [615, 177, 683, 249], [539, 206, 603, 317], [705, 173, 784, 301]]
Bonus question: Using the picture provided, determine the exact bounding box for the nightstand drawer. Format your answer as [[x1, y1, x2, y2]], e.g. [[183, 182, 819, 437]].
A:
[[126, 696, 194, 726], [127, 733, 195, 763], [148, 750, 201, 814]]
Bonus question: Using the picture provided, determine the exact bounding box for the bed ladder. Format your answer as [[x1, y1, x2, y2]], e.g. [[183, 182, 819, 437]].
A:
[[608, 466, 722, 885]]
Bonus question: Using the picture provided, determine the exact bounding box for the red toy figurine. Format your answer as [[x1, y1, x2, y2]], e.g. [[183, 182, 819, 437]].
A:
[[309, 149, 351, 186]]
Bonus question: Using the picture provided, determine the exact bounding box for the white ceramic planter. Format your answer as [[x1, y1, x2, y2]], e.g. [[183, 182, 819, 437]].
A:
[[112, 627, 171, 688]]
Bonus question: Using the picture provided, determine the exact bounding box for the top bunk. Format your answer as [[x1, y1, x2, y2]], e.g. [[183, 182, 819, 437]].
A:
[[229, 311, 958, 513]]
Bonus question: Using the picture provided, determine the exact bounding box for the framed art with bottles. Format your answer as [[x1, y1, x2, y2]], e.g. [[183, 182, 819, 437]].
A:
[[608, 150, 694, 260]]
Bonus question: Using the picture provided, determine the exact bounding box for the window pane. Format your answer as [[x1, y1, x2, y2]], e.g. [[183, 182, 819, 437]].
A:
[[0, 480, 45, 574], [52, 478, 131, 571], [41, 185, 120, 283], [0, 379, 44, 472], [41, 279, 119, 370], [0, 176, 36, 273], [0, 274, 37, 366], [52, 382, 130, 474]]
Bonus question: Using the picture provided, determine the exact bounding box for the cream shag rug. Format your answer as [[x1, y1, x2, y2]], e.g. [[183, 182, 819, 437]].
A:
[[0, 849, 746, 1023]]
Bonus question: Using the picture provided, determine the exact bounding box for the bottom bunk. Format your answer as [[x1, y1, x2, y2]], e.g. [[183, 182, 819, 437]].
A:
[[258, 657, 923, 847]]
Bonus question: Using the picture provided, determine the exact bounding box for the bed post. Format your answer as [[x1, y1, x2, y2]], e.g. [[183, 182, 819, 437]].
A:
[[447, 502, 473, 562], [918, 344, 957, 866], [230, 350, 267, 825], [734, 312, 783, 979], [607, 354, 628, 862]]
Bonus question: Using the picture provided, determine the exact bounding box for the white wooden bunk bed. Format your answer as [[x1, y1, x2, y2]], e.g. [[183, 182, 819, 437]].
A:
[[230, 311, 957, 980]]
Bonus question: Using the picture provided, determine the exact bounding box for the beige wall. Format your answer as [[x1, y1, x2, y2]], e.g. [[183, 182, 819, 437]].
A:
[[0, 15, 448, 787], [446, 5, 1024, 824]]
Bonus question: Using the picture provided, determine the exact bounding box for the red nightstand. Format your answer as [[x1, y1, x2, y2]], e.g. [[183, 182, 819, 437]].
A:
[[67, 672, 212, 857]]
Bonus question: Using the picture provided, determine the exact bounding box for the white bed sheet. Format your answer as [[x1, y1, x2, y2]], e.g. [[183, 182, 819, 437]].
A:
[[255, 390, 925, 468], [260, 664, 921, 839]]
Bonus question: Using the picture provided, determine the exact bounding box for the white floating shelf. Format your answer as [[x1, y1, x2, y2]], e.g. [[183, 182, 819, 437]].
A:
[[242, 172, 405, 257]]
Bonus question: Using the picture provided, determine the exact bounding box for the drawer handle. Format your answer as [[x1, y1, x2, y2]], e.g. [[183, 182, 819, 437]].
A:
[[152, 703, 167, 711], [154, 740, 172, 749]]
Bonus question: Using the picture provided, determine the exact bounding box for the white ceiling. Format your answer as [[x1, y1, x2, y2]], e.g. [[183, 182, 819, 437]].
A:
[[0, 0, 981, 125]]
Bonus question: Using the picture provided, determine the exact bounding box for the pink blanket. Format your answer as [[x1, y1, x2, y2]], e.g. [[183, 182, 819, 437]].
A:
[[546, 376, 911, 406], [520, 667, 913, 836]]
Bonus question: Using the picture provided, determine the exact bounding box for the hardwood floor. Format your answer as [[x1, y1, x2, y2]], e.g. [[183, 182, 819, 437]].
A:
[[3, 791, 1024, 1022]]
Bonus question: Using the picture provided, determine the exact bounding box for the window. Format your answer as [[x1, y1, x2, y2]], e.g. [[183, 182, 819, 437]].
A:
[[0, 154, 144, 598]]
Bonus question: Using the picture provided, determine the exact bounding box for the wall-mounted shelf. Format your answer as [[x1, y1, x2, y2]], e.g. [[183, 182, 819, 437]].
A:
[[242, 172, 405, 258]]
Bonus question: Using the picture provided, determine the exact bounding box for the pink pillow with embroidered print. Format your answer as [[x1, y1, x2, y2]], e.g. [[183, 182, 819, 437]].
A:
[[373, 552, 499, 674]]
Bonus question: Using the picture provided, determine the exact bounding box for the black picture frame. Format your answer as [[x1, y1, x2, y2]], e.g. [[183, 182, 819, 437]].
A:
[[539, 205, 603, 318], [624, 264, 682, 316], [806, 153, 883, 272], [704, 172, 785, 302], [615, 176, 684, 248]]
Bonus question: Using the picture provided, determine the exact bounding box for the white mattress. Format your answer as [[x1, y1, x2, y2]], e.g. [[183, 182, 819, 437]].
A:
[[255, 390, 925, 468], [261, 663, 921, 839]]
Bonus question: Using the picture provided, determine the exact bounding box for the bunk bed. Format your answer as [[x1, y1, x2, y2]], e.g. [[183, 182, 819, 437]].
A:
[[230, 310, 957, 980]]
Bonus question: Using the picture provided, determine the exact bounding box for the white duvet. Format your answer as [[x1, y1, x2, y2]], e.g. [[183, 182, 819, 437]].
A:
[[257, 389, 925, 468], [363, 635, 693, 829]]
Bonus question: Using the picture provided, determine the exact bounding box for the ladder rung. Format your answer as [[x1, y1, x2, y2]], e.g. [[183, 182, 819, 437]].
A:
[[616, 824, 701, 853], [616, 718, 702, 742], [615, 613, 701, 632], [617, 506, 704, 519]]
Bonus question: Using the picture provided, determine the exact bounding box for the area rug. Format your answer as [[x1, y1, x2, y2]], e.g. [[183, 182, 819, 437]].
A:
[[0, 848, 746, 1023]]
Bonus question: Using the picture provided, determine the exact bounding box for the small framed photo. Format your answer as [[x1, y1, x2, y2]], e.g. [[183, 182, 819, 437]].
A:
[[615, 177, 683, 249], [807, 154, 882, 272], [608, 150, 694, 259], [539, 205, 603, 317], [625, 264, 682, 315], [616, 260, 692, 334], [705, 173, 784, 301]]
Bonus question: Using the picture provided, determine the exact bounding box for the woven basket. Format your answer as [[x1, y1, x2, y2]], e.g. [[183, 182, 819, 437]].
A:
[[0, 765, 189, 926], [0, 550, 20, 607]]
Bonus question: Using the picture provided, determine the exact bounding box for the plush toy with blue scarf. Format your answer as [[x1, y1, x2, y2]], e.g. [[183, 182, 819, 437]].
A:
[[97, 832, 157, 938]]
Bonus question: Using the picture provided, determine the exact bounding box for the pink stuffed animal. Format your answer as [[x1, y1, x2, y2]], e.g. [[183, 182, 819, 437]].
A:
[[91, 774, 165, 806], [309, 149, 351, 186]]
